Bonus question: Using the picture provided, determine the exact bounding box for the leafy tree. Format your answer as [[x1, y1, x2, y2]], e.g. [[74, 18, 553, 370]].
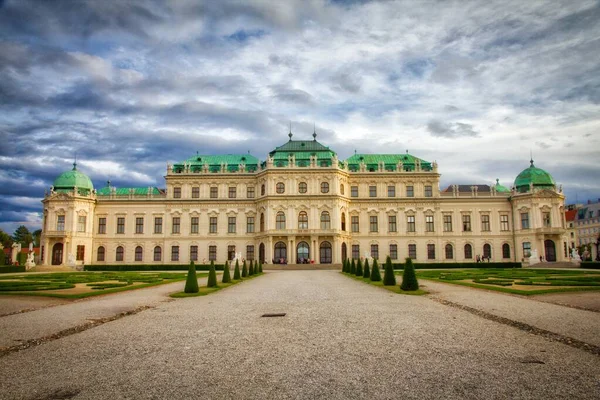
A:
[[207, 261, 218, 288], [400, 257, 419, 291], [32, 229, 42, 247], [0, 229, 12, 248], [370, 258, 381, 281], [350, 259, 356, 274], [184, 261, 199, 293], [363, 258, 370, 278], [233, 260, 241, 280], [12, 225, 32, 246], [355, 258, 363, 276], [383, 256, 396, 286], [242, 260, 248, 277], [222, 261, 231, 283]]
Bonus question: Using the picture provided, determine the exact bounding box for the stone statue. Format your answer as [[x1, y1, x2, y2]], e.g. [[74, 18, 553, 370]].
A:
[[528, 249, 539, 266], [25, 245, 36, 270], [11, 243, 21, 265], [571, 247, 581, 265], [67, 253, 76, 267]]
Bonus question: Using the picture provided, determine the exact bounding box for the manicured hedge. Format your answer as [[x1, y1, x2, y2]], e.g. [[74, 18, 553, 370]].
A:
[[84, 264, 225, 272], [0, 265, 26, 273], [581, 262, 600, 269], [391, 262, 522, 269]]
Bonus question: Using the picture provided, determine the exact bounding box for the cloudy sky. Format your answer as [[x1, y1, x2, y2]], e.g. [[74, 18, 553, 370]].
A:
[[1, 0, 599, 234]]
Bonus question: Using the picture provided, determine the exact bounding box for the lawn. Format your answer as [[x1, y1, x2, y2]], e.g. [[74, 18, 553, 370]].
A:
[[415, 268, 600, 295], [0, 272, 197, 299]]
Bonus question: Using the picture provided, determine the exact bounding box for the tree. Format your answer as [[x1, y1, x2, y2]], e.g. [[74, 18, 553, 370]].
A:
[[342, 259, 347, 272], [355, 258, 363, 276], [233, 259, 241, 280], [207, 261, 218, 288], [184, 261, 199, 293], [12, 225, 32, 247], [258, 261, 263, 273], [0, 229, 12, 248], [242, 260, 248, 277], [370, 258, 381, 281], [363, 258, 370, 278], [222, 261, 231, 283], [32, 229, 42, 247], [350, 259, 356, 274], [400, 257, 419, 291], [383, 256, 396, 286], [249, 260, 254, 276]]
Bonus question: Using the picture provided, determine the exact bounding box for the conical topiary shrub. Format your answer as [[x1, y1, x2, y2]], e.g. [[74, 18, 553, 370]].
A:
[[370, 258, 381, 281], [363, 258, 370, 278], [356, 258, 363, 276], [207, 260, 218, 288], [258, 261, 263, 273], [250, 260, 255, 275], [222, 260, 231, 283], [400, 257, 419, 291], [350, 259, 356, 274], [233, 259, 241, 280], [383, 256, 396, 286], [342, 259, 347, 273], [242, 260, 248, 277], [184, 261, 199, 293]]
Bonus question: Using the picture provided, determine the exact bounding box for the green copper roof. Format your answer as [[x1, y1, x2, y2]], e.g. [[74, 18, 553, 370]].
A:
[[268, 136, 337, 167], [514, 160, 555, 193], [53, 163, 93, 192], [494, 179, 510, 193], [174, 154, 260, 173], [97, 186, 162, 196], [346, 153, 432, 172]]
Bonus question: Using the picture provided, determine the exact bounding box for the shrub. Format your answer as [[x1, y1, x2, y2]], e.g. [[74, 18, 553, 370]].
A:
[[581, 262, 600, 270], [389, 262, 522, 270], [342, 259, 347, 273], [350, 259, 356, 274], [356, 258, 363, 276], [363, 258, 370, 278], [258, 261, 263, 273], [0, 265, 26, 273], [207, 261, 217, 288], [249, 260, 254, 276], [233, 260, 241, 280], [17, 253, 27, 266], [400, 257, 419, 291], [222, 261, 231, 283], [242, 260, 248, 277], [84, 264, 225, 271], [0, 251, 5, 265], [370, 258, 381, 281], [383, 256, 396, 286], [184, 261, 199, 293]]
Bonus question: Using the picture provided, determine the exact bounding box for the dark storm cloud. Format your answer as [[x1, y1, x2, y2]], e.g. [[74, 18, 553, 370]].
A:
[[269, 85, 314, 104], [427, 121, 479, 138]]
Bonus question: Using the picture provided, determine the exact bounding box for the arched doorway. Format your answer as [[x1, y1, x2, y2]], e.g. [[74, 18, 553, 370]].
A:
[[52, 243, 63, 265], [297, 242, 309, 263], [544, 240, 556, 262], [274, 241, 287, 263], [341, 242, 347, 261], [259, 243, 265, 263], [320, 241, 332, 264]]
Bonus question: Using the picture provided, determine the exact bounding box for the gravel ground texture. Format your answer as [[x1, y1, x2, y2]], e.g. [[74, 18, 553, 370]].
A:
[[0, 271, 599, 400], [0, 295, 70, 316], [531, 291, 600, 312]]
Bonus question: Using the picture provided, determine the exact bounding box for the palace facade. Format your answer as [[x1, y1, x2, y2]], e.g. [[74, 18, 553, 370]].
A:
[[40, 134, 569, 267]]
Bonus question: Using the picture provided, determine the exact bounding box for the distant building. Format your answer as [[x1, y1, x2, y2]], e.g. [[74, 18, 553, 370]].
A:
[[564, 209, 577, 250], [40, 133, 569, 267], [575, 200, 600, 257]]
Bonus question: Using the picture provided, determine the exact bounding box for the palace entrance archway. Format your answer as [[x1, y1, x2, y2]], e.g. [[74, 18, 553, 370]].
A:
[[544, 240, 556, 262], [320, 241, 332, 264], [274, 241, 287, 263], [297, 242, 309, 263], [52, 243, 63, 265]]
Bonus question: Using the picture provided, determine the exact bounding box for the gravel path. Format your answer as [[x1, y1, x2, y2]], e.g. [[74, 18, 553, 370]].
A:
[[1, 271, 599, 400], [531, 291, 600, 312], [0, 296, 70, 316]]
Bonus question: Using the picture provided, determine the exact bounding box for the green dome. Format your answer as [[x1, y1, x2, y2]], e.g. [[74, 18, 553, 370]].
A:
[[514, 160, 555, 193], [53, 163, 94, 193], [494, 178, 510, 193]]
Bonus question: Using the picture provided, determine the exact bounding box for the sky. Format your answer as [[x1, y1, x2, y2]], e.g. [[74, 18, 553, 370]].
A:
[[1, 0, 599, 235]]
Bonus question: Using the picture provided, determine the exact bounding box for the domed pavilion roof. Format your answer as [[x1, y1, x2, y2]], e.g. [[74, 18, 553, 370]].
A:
[[514, 160, 555, 193], [494, 178, 510, 193], [53, 163, 94, 194]]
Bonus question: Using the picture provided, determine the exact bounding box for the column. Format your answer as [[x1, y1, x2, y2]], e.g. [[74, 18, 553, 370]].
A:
[[289, 238, 295, 264], [311, 235, 317, 263]]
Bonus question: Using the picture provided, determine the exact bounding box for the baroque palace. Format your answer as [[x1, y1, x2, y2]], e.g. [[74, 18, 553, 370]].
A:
[[40, 132, 569, 267]]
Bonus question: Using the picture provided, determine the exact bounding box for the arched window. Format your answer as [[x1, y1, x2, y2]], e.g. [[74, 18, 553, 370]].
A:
[[97, 246, 105, 262], [340, 184, 345, 195], [298, 182, 307, 193], [320, 241, 332, 263], [341, 213, 346, 231], [276, 182, 285, 194], [445, 244, 453, 259], [116, 246, 124, 262], [464, 244, 472, 259], [154, 246, 162, 261], [135, 246, 143, 262], [483, 243, 492, 259], [321, 211, 331, 230], [298, 211, 308, 229], [261, 184, 265, 196], [321, 182, 329, 193], [260, 213, 265, 232], [276, 211, 286, 229], [502, 243, 510, 259]]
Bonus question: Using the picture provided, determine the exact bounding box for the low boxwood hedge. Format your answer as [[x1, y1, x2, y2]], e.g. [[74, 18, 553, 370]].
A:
[[391, 262, 522, 269], [84, 264, 225, 272], [581, 262, 600, 269], [0, 265, 26, 273]]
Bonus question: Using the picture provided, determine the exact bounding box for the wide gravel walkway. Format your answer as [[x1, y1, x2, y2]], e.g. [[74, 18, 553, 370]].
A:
[[1, 270, 599, 400]]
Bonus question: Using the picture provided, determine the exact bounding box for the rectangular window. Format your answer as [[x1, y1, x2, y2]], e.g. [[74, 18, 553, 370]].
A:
[[228, 217, 236, 233], [543, 212, 551, 227], [172, 217, 180, 234], [192, 187, 200, 198], [521, 213, 530, 229], [247, 245, 255, 261], [209, 245, 217, 261], [424, 185, 432, 197], [352, 245, 360, 260], [390, 244, 398, 260], [406, 185, 414, 197], [98, 217, 106, 234], [523, 242, 531, 257], [462, 215, 471, 232], [209, 217, 218, 233], [154, 217, 163, 234], [135, 217, 144, 234], [77, 216, 86, 232], [388, 215, 397, 232], [408, 244, 417, 259], [117, 217, 125, 234], [443, 215, 452, 232], [425, 215, 434, 232], [351, 216, 359, 232], [369, 186, 377, 197], [229, 186, 236, 199], [247, 186, 255, 198], [190, 245, 198, 261], [427, 244, 435, 260], [351, 186, 358, 197], [247, 216, 255, 233], [191, 217, 199, 234], [76, 245, 84, 261], [210, 186, 218, 198], [228, 245, 236, 260], [500, 215, 509, 231], [57, 215, 65, 231], [171, 246, 179, 261], [481, 215, 490, 232], [369, 216, 378, 232], [407, 215, 415, 232], [387, 185, 395, 197], [371, 244, 379, 260], [173, 187, 181, 198]]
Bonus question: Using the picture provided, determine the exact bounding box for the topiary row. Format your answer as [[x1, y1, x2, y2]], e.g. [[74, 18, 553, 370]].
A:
[[184, 259, 264, 294], [343, 256, 419, 291]]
